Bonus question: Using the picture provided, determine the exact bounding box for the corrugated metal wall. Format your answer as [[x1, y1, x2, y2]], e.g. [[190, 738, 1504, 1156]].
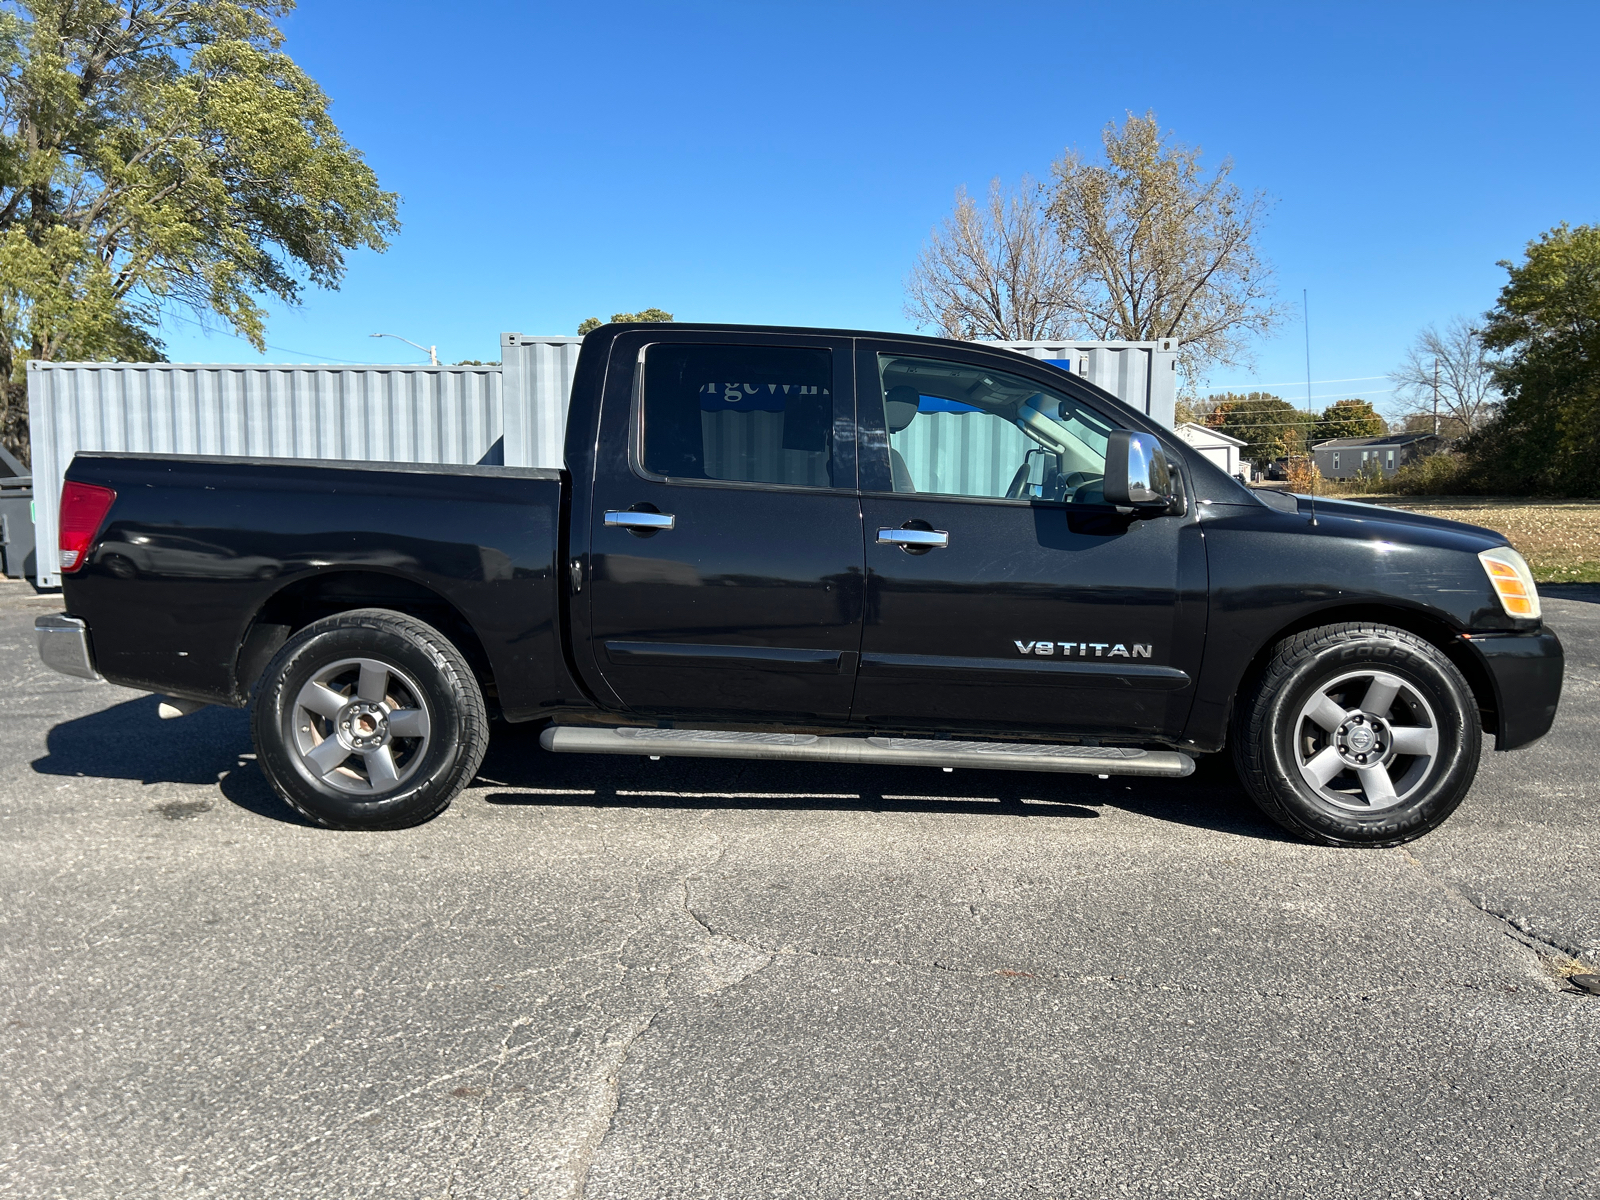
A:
[[27, 361, 501, 588], [987, 340, 1179, 428], [500, 334, 583, 469], [26, 333, 1173, 588]]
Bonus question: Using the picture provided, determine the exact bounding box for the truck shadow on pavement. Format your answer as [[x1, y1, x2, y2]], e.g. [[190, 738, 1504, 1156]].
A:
[[475, 726, 1290, 842], [32, 693, 313, 826], [34, 698, 1287, 841]]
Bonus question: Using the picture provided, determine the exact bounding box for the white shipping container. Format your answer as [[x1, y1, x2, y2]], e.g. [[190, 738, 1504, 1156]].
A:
[[28, 332, 1174, 588]]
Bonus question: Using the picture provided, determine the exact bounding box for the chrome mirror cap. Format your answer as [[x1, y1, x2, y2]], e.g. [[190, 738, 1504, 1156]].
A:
[[1105, 431, 1175, 509]]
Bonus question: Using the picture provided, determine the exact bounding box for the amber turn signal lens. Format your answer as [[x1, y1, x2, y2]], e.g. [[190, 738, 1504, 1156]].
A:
[[1478, 547, 1540, 619]]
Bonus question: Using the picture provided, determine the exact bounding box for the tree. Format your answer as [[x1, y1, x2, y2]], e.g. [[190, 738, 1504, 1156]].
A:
[[1203, 391, 1314, 465], [902, 176, 1079, 341], [903, 113, 1282, 379], [577, 308, 673, 335], [1390, 316, 1500, 437], [1474, 223, 1600, 495], [1398, 411, 1468, 440], [0, 1, 399, 463], [1048, 111, 1283, 381], [1313, 398, 1385, 442]]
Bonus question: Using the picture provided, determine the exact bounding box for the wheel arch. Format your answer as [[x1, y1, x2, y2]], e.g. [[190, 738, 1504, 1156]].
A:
[[236, 569, 497, 709], [1228, 602, 1498, 742]]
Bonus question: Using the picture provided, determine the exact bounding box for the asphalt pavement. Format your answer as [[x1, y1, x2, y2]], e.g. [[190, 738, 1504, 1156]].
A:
[[1, 580, 1596, 1199]]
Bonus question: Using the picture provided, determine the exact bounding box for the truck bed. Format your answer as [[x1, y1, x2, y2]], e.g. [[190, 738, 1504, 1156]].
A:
[[60, 454, 581, 719]]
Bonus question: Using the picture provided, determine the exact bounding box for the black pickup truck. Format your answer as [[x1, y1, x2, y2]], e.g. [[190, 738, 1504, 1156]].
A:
[[35, 323, 1563, 846]]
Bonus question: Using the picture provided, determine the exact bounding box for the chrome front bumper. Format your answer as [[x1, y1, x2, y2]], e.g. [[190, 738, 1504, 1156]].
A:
[[36, 614, 100, 680]]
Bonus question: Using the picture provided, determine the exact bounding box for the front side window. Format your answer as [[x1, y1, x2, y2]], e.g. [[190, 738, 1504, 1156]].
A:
[[871, 353, 1113, 503], [641, 344, 834, 487]]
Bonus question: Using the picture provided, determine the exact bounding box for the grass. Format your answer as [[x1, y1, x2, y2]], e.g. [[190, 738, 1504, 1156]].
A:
[[1334, 495, 1600, 584]]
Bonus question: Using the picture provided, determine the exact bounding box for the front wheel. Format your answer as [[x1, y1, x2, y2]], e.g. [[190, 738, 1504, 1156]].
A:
[[1233, 623, 1482, 847], [251, 609, 489, 830]]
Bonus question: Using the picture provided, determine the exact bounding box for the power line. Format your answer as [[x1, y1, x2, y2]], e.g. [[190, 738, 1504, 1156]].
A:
[[1192, 388, 1397, 406], [1199, 374, 1390, 390], [159, 310, 372, 364]]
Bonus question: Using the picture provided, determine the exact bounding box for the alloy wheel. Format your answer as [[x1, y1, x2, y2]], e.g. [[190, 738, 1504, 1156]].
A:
[[1293, 670, 1440, 811], [289, 657, 433, 795]]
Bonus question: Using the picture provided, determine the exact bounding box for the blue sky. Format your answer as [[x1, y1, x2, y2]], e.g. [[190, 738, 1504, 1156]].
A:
[[158, 1, 1600, 420]]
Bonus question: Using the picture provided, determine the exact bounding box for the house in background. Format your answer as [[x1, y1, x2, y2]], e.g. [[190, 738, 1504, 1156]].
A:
[[1175, 422, 1250, 480], [1312, 432, 1442, 480]]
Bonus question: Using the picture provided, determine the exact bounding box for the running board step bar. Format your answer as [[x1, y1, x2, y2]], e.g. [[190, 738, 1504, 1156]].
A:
[[539, 726, 1195, 778]]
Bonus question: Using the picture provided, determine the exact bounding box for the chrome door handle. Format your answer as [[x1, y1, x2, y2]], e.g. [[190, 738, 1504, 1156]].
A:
[[605, 510, 675, 530], [877, 528, 948, 549]]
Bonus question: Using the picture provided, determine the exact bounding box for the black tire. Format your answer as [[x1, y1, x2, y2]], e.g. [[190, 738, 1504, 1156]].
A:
[[251, 609, 488, 830], [1232, 622, 1481, 847]]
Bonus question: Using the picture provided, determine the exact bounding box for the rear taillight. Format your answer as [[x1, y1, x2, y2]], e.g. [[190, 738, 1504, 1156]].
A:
[[58, 482, 117, 573]]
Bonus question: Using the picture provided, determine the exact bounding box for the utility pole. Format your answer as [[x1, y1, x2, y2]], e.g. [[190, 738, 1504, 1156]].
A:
[[1303, 289, 1313, 415], [1432, 359, 1439, 437]]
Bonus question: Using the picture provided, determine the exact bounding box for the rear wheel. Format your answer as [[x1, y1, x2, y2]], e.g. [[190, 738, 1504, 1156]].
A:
[[1233, 623, 1481, 847], [251, 609, 488, 830]]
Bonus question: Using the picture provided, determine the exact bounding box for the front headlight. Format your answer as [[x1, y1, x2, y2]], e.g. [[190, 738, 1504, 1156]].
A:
[[1479, 546, 1541, 619]]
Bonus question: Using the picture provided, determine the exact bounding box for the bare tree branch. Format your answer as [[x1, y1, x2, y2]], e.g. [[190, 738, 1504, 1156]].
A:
[[902, 113, 1282, 384], [1048, 113, 1283, 383], [902, 176, 1083, 342], [1390, 316, 1501, 436]]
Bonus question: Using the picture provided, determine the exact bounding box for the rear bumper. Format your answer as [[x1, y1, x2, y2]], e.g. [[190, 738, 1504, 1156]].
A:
[[36, 614, 100, 681], [1461, 629, 1563, 751]]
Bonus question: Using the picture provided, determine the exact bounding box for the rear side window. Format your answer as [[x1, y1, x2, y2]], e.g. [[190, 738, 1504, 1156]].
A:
[[640, 344, 834, 487]]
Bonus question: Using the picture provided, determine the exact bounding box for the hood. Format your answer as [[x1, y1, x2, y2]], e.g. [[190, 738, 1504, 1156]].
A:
[[1291, 494, 1508, 549]]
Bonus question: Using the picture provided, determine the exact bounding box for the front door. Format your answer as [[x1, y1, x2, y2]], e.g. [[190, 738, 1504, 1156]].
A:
[[585, 333, 865, 722], [851, 342, 1205, 741]]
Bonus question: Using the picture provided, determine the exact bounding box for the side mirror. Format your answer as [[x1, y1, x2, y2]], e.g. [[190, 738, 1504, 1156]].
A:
[[1104, 431, 1176, 511]]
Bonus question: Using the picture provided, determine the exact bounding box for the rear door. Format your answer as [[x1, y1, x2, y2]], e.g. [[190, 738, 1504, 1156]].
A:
[[583, 331, 865, 722], [851, 340, 1206, 741]]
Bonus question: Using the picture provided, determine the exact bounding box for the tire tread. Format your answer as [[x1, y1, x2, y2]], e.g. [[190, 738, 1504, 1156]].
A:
[[252, 608, 489, 830], [1232, 621, 1479, 848]]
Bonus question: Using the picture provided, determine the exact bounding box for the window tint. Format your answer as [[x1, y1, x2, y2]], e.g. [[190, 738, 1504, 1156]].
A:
[[873, 354, 1114, 503], [641, 345, 834, 487]]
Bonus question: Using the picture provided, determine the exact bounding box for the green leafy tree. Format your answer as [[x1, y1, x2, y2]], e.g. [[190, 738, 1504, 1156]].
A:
[[1476, 223, 1600, 495], [1313, 398, 1386, 442], [0, 0, 399, 462], [1204, 391, 1314, 464], [577, 308, 673, 335]]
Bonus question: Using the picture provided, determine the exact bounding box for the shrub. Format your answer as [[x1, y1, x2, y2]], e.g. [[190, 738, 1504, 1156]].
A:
[[1373, 451, 1474, 496], [1283, 457, 1321, 492]]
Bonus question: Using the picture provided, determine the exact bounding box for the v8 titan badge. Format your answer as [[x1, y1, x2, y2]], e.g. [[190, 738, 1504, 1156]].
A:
[[1014, 641, 1154, 659]]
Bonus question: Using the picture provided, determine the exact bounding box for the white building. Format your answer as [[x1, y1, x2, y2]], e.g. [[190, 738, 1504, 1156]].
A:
[[1175, 422, 1249, 480]]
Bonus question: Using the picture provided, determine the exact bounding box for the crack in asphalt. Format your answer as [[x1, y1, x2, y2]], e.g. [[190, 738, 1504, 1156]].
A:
[[566, 1011, 661, 1200], [679, 863, 990, 981], [1400, 847, 1597, 978], [440, 1014, 532, 1199]]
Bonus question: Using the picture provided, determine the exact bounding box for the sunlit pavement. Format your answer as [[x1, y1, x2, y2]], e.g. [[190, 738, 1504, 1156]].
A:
[[2, 581, 1596, 1199]]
